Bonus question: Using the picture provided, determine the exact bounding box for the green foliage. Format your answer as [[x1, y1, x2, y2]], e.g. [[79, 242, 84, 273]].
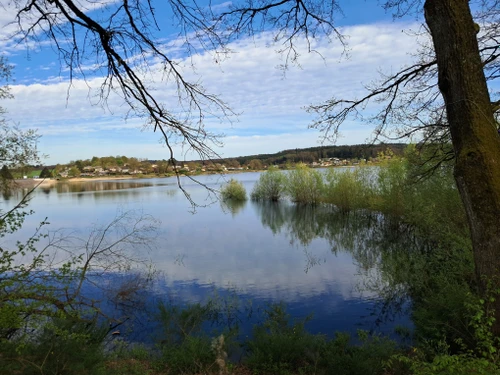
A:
[[246, 303, 398, 375], [220, 178, 247, 201], [403, 145, 469, 248], [0, 198, 158, 372], [154, 299, 238, 375], [232, 143, 406, 168], [285, 163, 324, 204], [391, 351, 500, 375], [0, 318, 108, 375], [96, 341, 156, 375], [322, 167, 373, 212], [158, 335, 216, 374], [371, 153, 408, 217], [251, 166, 286, 201], [39, 166, 52, 178], [0, 165, 14, 194], [388, 286, 500, 375], [0, 165, 13, 180], [68, 165, 81, 177], [247, 158, 264, 170], [246, 303, 322, 374]]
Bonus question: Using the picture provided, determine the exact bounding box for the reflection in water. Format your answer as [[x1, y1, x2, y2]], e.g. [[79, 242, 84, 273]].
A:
[[220, 199, 246, 217], [253, 201, 425, 325], [54, 180, 159, 193], [1, 175, 419, 341]]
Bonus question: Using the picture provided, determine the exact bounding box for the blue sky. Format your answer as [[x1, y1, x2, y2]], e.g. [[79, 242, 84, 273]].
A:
[[0, 0, 423, 165]]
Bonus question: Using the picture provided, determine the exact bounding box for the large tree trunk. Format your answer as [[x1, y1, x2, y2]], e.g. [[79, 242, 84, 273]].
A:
[[424, 0, 500, 334]]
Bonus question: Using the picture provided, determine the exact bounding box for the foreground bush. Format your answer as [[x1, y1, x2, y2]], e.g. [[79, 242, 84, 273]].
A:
[[246, 303, 399, 375], [0, 319, 108, 375], [220, 178, 247, 201], [154, 301, 236, 375], [251, 166, 286, 201]]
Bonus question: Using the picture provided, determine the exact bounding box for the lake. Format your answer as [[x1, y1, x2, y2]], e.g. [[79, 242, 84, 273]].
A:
[[1, 172, 414, 343]]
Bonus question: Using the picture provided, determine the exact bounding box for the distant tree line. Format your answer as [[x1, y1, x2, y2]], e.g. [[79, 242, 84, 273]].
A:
[[205, 143, 407, 168], [4, 143, 407, 178]]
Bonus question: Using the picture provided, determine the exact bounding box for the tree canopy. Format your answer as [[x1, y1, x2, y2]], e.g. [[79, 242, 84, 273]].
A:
[[0, 165, 13, 181], [39, 166, 52, 178]]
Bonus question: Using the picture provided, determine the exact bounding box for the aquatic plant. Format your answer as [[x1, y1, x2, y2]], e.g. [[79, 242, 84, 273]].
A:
[[251, 166, 286, 201], [285, 163, 324, 204], [220, 178, 247, 201], [322, 166, 374, 212]]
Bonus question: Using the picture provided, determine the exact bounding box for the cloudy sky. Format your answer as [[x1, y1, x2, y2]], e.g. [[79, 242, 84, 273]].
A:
[[0, 0, 424, 165]]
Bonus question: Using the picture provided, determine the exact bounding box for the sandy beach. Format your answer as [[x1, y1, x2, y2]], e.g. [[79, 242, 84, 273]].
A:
[[66, 176, 135, 182], [13, 178, 59, 189], [11, 176, 132, 189]]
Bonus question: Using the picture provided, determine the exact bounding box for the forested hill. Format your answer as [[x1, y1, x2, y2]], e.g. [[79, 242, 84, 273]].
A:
[[201, 143, 407, 167]]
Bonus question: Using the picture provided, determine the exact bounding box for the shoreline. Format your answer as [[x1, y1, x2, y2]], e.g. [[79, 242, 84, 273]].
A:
[[65, 176, 136, 182], [12, 164, 357, 189]]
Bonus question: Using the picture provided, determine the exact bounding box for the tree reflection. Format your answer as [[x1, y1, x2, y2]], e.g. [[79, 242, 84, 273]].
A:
[[54, 181, 155, 193], [252, 201, 288, 235], [252, 201, 432, 324], [220, 198, 247, 217]]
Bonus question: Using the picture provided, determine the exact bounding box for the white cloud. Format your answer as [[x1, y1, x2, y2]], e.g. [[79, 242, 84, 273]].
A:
[[1, 21, 422, 164]]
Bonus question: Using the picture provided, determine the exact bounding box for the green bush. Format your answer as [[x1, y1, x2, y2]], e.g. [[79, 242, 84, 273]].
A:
[[159, 335, 216, 374], [371, 155, 409, 217], [320, 331, 399, 375], [246, 303, 398, 375], [154, 300, 236, 375], [246, 303, 325, 374], [39, 166, 53, 178], [220, 178, 247, 201], [285, 163, 324, 204], [0, 318, 108, 375], [105, 342, 159, 375], [251, 166, 286, 201], [322, 167, 373, 212]]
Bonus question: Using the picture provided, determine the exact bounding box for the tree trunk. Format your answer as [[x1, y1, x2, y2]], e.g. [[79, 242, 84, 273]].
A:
[[424, 0, 500, 334]]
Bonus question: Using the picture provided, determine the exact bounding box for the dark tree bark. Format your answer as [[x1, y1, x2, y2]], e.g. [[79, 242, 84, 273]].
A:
[[424, 0, 500, 333]]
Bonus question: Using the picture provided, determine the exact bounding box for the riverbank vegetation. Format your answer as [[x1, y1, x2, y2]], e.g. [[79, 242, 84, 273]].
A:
[[249, 145, 500, 373], [2, 147, 497, 374]]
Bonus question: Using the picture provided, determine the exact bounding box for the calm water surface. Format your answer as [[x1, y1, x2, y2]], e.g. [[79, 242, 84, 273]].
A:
[[1, 172, 414, 341]]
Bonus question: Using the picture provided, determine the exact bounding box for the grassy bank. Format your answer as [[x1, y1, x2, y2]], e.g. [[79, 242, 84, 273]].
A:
[[0, 301, 404, 375], [4, 294, 499, 375]]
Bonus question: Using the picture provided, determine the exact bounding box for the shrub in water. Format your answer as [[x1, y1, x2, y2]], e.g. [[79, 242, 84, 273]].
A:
[[220, 178, 247, 201], [285, 163, 324, 204], [372, 154, 409, 216], [322, 167, 373, 212], [251, 166, 286, 201]]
